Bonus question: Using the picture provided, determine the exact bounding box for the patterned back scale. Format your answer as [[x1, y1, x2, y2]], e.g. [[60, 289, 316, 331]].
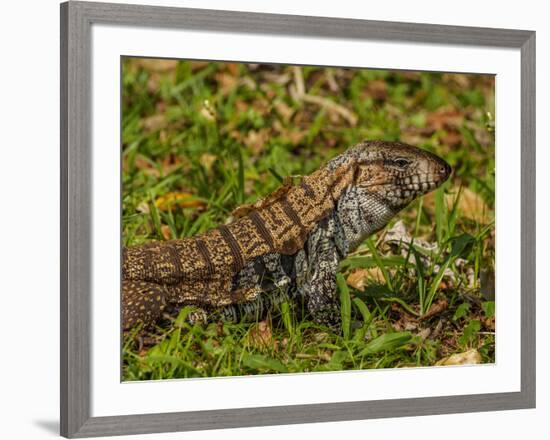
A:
[[122, 163, 356, 314]]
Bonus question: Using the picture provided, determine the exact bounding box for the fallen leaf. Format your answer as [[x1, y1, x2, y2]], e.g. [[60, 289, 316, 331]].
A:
[[136, 201, 150, 214], [141, 114, 167, 132], [392, 311, 419, 332], [199, 100, 216, 121], [346, 270, 367, 291], [421, 299, 448, 320], [160, 225, 172, 240], [235, 99, 249, 113], [134, 59, 178, 72], [436, 349, 481, 366], [248, 321, 273, 349], [155, 192, 205, 211], [446, 187, 492, 224], [226, 63, 239, 76], [261, 72, 291, 86], [189, 61, 209, 71], [346, 268, 385, 291], [483, 316, 495, 331], [134, 156, 160, 177], [214, 72, 238, 95], [426, 108, 464, 132], [442, 73, 472, 89], [200, 153, 217, 172], [243, 129, 270, 155], [441, 130, 463, 147], [364, 80, 388, 100], [417, 328, 431, 339], [274, 100, 294, 122]]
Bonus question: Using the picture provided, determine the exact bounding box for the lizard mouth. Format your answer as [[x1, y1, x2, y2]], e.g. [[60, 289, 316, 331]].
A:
[[368, 173, 447, 205], [373, 177, 443, 192]]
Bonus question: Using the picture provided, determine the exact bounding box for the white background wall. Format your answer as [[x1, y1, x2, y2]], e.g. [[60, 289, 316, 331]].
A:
[[0, 0, 546, 438]]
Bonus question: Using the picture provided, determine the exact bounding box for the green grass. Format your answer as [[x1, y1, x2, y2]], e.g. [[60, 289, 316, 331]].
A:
[[121, 58, 495, 380]]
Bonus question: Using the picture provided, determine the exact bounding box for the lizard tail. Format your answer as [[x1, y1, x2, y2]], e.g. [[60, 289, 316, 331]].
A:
[[122, 280, 168, 331]]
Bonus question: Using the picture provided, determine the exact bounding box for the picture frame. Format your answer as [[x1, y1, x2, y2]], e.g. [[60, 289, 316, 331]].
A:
[[60, 1, 536, 437]]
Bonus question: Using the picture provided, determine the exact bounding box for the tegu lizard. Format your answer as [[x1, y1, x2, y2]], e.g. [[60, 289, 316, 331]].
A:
[[123, 140, 451, 331]]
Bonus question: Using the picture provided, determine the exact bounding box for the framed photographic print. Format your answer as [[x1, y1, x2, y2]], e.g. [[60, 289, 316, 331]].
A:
[[60, 1, 536, 437]]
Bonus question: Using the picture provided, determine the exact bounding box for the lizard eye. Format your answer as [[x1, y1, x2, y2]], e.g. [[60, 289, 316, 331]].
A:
[[392, 158, 411, 168]]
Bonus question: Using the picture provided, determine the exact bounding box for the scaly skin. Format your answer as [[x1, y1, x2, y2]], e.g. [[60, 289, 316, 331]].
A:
[[122, 140, 451, 331]]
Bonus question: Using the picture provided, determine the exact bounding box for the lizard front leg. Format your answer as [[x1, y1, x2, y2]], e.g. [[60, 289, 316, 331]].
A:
[[298, 216, 342, 330]]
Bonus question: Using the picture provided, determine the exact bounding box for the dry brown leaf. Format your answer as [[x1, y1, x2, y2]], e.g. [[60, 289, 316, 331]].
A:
[[141, 114, 167, 132], [160, 225, 172, 240], [155, 192, 205, 211], [136, 201, 150, 214], [200, 153, 217, 172], [226, 63, 239, 76], [273, 121, 306, 146], [147, 75, 161, 94], [483, 316, 495, 331], [189, 61, 210, 71], [442, 73, 472, 89], [436, 349, 481, 366], [235, 99, 249, 113], [364, 80, 388, 100], [446, 187, 492, 224], [243, 129, 270, 155], [274, 100, 294, 122], [346, 268, 385, 291], [346, 270, 367, 291], [417, 328, 431, 339], [441, 130, 463, 148], [134, 59, 178, 72], [199, 100, 216, 121], [134, 156, 160, 177], [261, 72, 291, 86], [393, 312, 419, 332], [158, 153, 184, 176], [286, 130, 306, 146], [248, 321, 273, 349], [426, 108, 464, 132], [214, 72, 238, 95], [421, 299, 448, 320]]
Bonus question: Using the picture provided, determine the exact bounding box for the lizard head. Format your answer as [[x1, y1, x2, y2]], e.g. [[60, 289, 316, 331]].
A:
[[347, 140, 451, 212]]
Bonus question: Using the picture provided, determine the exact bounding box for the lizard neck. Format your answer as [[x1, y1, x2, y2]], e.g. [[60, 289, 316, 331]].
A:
[[300, 158, 358, 208], [334, 185, 396, 255]]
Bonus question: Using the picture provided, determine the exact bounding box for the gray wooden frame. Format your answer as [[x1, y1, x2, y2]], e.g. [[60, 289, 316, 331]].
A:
[[60, 1, 536, 437]]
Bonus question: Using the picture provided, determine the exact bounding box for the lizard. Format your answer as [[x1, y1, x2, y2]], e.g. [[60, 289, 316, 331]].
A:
[[122, 140, 451, 332]]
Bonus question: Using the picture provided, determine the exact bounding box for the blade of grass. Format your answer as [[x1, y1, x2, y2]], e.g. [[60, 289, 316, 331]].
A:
[[414, 196, 423, 237], [236, 147, 245, 205], [411, 244, 427, 315], [280, 300, 294, 336], [366, 238, 393, 291], [336, 273, 352, 340], [424, 234, 474, 314], [359, 332, 412, 356], [435, 185, 448, 243], [148, 191, 164, 240]]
